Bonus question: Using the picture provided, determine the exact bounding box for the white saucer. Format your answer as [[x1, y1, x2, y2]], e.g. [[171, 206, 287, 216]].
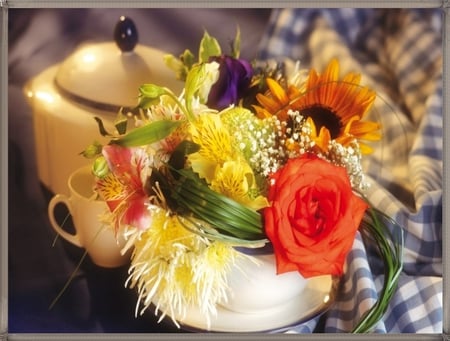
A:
[[171, 274, 338, 333]]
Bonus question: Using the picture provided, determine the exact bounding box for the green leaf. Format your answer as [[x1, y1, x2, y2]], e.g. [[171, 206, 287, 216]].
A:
[[181, 183, 261, 230], [111, 120, 183, 147], [174, 140, 201, 155], [176, 193, 260, 239], [199, 30, 221, 63], [180, 49, 196, 70], [168, 140, 200, 174], [163, 49, 196, 82]]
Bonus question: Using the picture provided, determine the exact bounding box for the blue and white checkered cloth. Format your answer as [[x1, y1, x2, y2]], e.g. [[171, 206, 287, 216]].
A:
[[257, 8, 443, 333]]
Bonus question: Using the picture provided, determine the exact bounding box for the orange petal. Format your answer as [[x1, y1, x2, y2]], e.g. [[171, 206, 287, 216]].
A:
[[316, 126, 331, 152], [255, 93, 280, 113], [319, 59, 340, 105], [253, 105, 272, 119]]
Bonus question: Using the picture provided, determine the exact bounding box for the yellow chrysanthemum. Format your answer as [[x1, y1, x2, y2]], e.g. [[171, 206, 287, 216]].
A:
[[125, 209, 245, 328], [210, 160, 268, 211], [254, 59, 381, 154], [147, 209, 200, 257], [188, 113, 238, 182]]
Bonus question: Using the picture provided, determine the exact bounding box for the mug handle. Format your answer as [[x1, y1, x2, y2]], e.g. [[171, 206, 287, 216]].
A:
[[48, 194, 83, 247]]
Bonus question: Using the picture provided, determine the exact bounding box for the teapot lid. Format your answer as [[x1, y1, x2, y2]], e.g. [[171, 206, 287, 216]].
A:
[[54, 16, 183, 112]]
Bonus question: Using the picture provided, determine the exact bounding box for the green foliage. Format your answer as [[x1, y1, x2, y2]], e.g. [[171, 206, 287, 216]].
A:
[[172, 168, 266, 241], [198, 30, 222, 63], [110, 119, 183, 147], [163, 28, 241, 82]]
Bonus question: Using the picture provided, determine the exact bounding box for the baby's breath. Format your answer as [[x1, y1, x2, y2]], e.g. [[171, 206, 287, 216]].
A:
[[327, 139, 369, 191], [221, 108, 285, 178], [274, 109, 368, 190]]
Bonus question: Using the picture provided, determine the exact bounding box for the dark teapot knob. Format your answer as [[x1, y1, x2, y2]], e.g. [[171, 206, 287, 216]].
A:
[[114, 16, 138, 52]]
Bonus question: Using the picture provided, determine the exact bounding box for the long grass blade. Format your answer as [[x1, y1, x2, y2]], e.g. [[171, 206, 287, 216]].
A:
[[170, 168, 264, 239], [351, 200, 404, 333], [178, 183, 262, 230], [177, 215, 268, 247]]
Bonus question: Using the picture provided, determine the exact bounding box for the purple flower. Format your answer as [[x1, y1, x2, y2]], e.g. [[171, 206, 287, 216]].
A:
[[207, 55, 253, 110]]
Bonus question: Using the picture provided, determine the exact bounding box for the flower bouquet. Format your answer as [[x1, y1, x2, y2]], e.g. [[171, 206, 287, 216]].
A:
[[80, 29, 403, 333]]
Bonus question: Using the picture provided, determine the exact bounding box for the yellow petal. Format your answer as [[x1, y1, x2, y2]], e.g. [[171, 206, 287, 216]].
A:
[[316, 126, 331, 152], [266, 78, 289, 105]]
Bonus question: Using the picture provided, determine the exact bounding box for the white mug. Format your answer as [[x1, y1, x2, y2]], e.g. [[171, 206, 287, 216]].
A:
[[48, 165, 130, 268]]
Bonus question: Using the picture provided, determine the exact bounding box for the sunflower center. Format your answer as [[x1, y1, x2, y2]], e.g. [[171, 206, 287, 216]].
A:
[[301, 105, 342, 139]]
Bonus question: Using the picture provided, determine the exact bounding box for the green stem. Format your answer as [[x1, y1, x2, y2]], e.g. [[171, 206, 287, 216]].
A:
[[164, 88, 196, 123], [48, 224, 115, 310]]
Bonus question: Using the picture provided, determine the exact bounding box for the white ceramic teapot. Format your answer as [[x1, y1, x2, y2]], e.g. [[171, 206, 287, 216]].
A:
[[24, 16, 183, 196]]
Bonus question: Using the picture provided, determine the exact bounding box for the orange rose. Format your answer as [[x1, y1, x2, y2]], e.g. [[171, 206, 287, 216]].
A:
[[264, 154, 368, 278]]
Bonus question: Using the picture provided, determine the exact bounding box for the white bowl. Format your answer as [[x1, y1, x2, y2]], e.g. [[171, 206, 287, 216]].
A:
[[220, 252, 308, 314]]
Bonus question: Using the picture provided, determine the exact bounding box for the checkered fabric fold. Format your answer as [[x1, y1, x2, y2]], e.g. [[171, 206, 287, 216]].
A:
[[257, 8, 443, 333]]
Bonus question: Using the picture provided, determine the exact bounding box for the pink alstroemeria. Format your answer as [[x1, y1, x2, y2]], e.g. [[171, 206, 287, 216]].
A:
[[95, 144, 152, 233]]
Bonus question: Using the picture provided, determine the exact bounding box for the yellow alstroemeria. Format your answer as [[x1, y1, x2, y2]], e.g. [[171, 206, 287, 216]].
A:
[[188, 113, 237, 182], [210, 160, 269, 211]]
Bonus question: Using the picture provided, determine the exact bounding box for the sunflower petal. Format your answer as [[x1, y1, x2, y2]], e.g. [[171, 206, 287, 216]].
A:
[[319, 59, 340, 105], [358, 143, 374, 154], [255, 93, 281, 113], [252, 105, 272, 119], [349, 121, 382, 141], [266, 78, 289, 105]]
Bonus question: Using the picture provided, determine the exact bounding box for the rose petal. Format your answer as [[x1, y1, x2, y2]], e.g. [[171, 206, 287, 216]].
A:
[[264, 154, 368, 278]]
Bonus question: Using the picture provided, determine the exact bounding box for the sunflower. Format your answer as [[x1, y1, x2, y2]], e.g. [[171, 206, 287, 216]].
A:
[[254, 59, 381, 154]]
